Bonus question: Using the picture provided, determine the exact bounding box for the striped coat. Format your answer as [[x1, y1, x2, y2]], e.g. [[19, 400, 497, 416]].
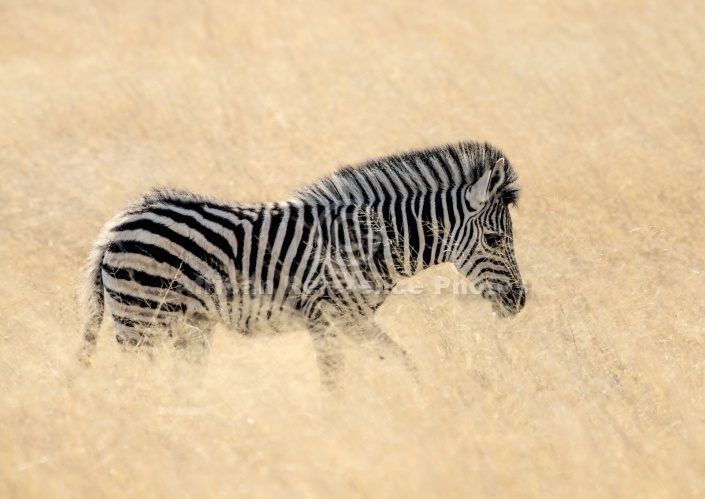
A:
[[79, 141, 525, 383]]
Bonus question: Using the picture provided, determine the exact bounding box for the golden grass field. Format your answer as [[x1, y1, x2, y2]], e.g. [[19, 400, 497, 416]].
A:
[[1, 0, 704, 496]]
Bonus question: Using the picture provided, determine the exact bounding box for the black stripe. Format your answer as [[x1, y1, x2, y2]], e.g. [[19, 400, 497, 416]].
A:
[[106, 240, 215, 295], [302, 254, 326, 296], [102, 262, 208, 309], [414, 156, 435, 190], [364, 170, 386, 201], [247, 212, 265, 282], [446, 190, 458, 228], [447, 146, 463, 173], [150, 207, 235, 266], [321, 269, 351, 310], [477, 266, 512, 279], [279, 207, 298, 251], [194, 205, 250, 319], [404, 197, 420, 271], [378, 198, 396, 258], [150, 208, 234, 303], [301, 279, 326, 308], [260, 211, 281, 288], [420, 193, 434, 268], [113, 315, 168, 328], [185, 206, 244, 264], [288, 207, 316, 292], [272, 206, 299, 295], [463, 243, 488, 275], [318, 206, 332, 245], [94, 266, 105, 308], [390, 158, 417, 194], [344, 173, 368, 201], [374, 168, 397, 198], [392, 196, 404, 245], [106, 287, 187, 313], [112, 217, 231, 290], [432, 192, 446, 264], [261, 210, 284, 294], [426, 151, 450, 186], [168, 196, 258, 222]]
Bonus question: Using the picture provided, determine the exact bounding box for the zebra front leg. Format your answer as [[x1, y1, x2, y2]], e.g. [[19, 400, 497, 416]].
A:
[[310, 328, 344, 392], [305, 299, 347, 391], [358, 319, 420, 383]]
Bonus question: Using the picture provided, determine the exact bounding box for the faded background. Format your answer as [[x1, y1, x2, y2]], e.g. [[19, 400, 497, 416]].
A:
[[1, 0, 704, 497]]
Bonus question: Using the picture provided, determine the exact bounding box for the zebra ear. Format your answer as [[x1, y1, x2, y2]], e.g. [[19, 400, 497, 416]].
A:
[[488, 158, 506, 197], [467, 167, 493, 210]]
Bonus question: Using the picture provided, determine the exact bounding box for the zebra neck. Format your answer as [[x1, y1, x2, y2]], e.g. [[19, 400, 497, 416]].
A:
[[377, 189, 463, 278]]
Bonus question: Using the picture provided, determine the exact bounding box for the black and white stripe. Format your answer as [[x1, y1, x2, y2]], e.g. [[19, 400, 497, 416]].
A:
[[79, 141, 525, 380]]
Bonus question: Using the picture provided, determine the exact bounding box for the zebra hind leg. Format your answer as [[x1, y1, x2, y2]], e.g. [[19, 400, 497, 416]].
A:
[[167, 314, 214, 397], [112, 316, 159, 360], [78, 326, 98, 367], [169, 314, 213, 364], [169, 312, 214, 366]]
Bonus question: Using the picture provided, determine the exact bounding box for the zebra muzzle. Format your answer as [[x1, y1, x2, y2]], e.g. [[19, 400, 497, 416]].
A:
[[483, 282, 525, 318]]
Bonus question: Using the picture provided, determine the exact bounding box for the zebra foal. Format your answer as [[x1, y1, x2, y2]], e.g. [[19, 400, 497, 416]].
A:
[[79, 141, 525, 383]]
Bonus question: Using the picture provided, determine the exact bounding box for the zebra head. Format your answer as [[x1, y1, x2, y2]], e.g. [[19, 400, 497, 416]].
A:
[[453, 156, 525, 317]]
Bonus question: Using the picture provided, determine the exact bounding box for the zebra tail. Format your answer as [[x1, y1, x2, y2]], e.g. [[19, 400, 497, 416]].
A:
[[78, 237, 108, 366]]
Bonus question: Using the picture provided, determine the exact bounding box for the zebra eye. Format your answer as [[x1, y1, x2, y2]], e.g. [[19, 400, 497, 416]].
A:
[[484, 233, 502, 248]]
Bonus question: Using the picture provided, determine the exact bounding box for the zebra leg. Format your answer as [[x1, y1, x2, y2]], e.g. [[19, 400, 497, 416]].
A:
[[302, 296, 346, 391], [160, 315, 213, 402], [169, 313, 213, 367], [358, 319, 420, 382], [310, 327, 344, 392], [111, 316, 157, 360], [305, 304, 345, 391], [78, 329, 98, 367]]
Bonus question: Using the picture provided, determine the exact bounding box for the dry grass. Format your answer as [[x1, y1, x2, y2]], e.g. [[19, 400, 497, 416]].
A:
[[1, 0, 704, 497]]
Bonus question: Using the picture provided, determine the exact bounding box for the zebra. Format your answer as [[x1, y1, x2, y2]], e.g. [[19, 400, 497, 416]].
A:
[[79, 141, 525, 384]]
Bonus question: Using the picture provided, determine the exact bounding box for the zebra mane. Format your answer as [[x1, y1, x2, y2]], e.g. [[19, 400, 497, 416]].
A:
[[292, 141, 520, 207]]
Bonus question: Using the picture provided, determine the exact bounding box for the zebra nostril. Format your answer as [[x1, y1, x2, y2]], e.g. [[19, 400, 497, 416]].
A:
[[503, 283, 525, 312]]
